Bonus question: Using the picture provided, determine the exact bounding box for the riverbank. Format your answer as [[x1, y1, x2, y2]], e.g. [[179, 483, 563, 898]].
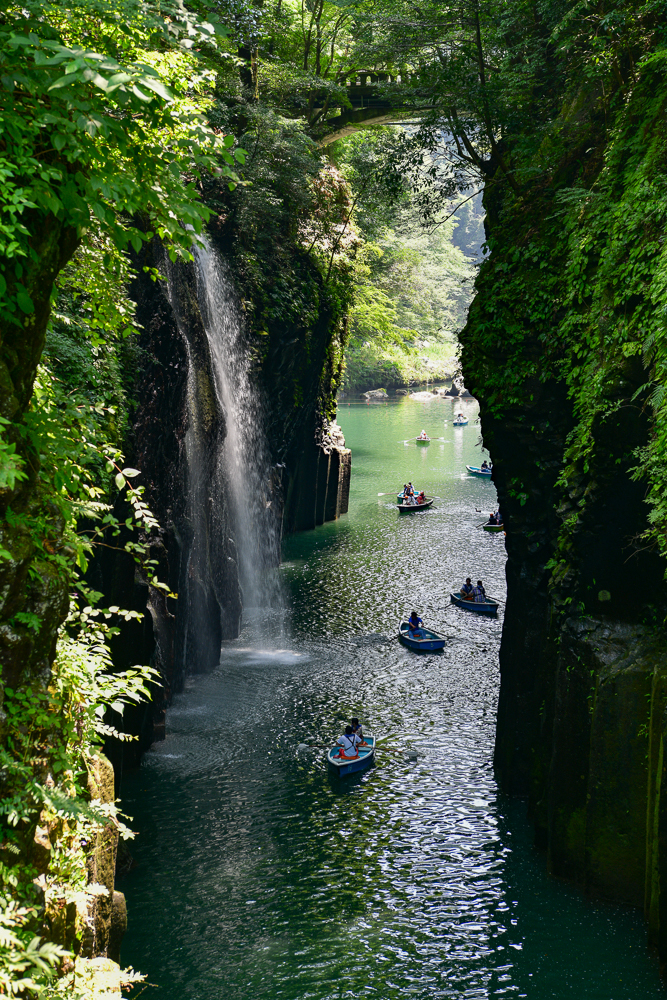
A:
[[342, 338, 458, 393]]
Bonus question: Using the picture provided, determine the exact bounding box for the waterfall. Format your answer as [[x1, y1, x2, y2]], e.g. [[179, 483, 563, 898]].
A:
[[192, 242, 282, 619], [157, 239, 280, 673]]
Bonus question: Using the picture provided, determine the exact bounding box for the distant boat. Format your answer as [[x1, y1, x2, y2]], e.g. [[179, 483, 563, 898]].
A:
[[450, 592, 499, 615], [482, 521, 504, 533], [327, 732, 375, 776], [397, 497, 434, 512], [466, 465, 492, 477], [398, 622, 447, 651], [416, 435, 430, 446], [452, 416, 468, 426]]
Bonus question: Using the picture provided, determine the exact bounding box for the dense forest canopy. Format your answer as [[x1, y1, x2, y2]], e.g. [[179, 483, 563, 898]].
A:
[[0, 0, 665, 993]]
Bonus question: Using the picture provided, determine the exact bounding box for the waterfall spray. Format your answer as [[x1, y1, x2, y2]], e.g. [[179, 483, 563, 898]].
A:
[[193, 241, 282, 618]]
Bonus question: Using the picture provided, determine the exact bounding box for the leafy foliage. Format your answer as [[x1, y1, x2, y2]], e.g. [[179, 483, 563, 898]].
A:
[[456, 3, 667, 604], [0, 0, 245, 326]]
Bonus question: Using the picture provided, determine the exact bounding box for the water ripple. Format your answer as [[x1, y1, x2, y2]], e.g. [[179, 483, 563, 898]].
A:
[[120, 399, 661, 999]]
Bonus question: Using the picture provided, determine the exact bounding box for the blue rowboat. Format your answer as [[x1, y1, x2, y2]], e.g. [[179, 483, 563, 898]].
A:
[[466, 465, 492, 477], [453, 417, 468, 426], [398, 621, 446, 651], [450, 592, 499, 616], [327, 732, 375, 776]]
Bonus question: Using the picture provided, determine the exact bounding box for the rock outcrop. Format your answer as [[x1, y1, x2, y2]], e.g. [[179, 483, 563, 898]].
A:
[[283, 420, 350, 532], [99, 233, 351, 757], [461, 40, 667, 965]]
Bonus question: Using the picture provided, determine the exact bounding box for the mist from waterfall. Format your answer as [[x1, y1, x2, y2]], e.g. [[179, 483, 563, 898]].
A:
[[193, 241, 282, 619]]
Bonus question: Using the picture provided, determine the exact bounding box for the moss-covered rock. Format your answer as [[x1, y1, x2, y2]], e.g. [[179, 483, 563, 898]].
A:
[[461, 17, 667, 964]]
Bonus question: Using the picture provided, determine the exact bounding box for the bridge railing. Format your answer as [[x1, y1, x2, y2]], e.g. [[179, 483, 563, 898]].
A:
[[336, 71, 411, 88]]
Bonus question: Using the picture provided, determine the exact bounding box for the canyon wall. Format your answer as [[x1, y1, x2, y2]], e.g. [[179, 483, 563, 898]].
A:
[[461, 52, 667, 961], [102, 233, 350, 769]]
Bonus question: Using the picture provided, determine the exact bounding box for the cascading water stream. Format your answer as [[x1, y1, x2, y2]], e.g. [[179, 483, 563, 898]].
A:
[[192, 241, 282, 619], [158, 239, 281, 672]]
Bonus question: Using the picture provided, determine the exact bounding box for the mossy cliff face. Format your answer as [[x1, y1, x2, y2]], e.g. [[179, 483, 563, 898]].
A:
[[98, 238, 245, 768], [461, 46, 667, 958], [207, 221, 352, 535], [103, 230, 351, 759]]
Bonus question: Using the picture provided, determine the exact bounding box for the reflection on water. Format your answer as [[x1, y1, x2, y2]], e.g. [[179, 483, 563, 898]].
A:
[[120, 397, 662, 999]]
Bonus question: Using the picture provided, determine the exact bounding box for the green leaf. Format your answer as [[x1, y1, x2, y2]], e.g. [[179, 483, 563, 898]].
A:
[[16, 290, 34, 314], [48, 74, 79, 91], [140, 77, 173, 102], [115, 472, 126, 490], [122, 468, 140, 477]]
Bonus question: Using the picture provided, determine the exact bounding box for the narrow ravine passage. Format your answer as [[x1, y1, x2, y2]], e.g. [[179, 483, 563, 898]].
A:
[[120, 397, 662, 999]]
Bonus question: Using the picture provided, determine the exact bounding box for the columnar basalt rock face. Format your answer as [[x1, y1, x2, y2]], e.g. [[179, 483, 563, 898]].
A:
[[461, 52, 667, 966], [100, 240, 244, 769], [102, 237, 350, 759], [284, 420, 351, 533]]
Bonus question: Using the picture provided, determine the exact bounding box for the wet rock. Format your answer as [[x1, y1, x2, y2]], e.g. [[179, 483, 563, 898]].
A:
[[284, 420, 351, 531], [108, 892, 127, 964], [362, 388, 388, 398]]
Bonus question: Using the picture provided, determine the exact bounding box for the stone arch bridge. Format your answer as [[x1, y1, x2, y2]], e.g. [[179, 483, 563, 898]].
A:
[[317, 70, 419, 145]]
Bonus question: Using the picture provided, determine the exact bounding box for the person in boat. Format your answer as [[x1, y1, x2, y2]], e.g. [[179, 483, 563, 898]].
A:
[[473, 580, 486, 603], [418, 429, 428, 440], [407, 482, 414, 496], [460, 577, 474, 601], [351, 718, 369, 746], [336, 725, 360, 759], [408, 610, 424, 637], [481, 460, 489, 471], [416, 490, 426, 504]]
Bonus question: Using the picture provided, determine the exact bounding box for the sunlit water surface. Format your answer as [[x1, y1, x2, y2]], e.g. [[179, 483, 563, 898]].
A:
[[121, 395, 663, 999]]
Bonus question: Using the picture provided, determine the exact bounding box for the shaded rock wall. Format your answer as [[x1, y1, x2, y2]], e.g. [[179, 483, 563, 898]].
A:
[[205, 229, 352, 537], [100, 238, 243, 771], [460, 42, 667, 966], [283, 420, 350, 533], [102, 234, 350, 761]]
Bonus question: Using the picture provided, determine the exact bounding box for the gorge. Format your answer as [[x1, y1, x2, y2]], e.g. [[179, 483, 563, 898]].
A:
[[0, 1, 666, 997]]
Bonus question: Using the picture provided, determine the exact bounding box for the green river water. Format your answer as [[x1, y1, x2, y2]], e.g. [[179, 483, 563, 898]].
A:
[[120, 394, 664, 999]]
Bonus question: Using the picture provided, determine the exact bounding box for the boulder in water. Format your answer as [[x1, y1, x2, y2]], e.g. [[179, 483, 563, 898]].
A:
[[362, 388, 388, 398]]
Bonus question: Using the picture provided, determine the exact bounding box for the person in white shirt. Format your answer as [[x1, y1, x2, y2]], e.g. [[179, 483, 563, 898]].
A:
[[336, 726, 360, 758]]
